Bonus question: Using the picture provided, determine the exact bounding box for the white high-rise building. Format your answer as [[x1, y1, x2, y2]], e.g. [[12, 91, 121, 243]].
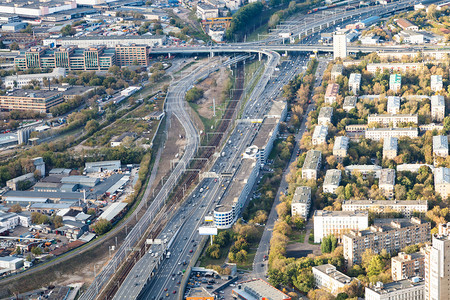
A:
[[333, 32, 347, 60], [423, 234, 450, 300]]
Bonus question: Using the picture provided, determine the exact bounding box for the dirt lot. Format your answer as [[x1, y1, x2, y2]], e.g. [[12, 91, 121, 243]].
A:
[[194, 67, 231, 120]]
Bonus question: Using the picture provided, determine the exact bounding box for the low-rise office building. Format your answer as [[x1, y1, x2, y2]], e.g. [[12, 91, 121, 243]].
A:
[[231, 278, 291, 300], [318, 107, 333, 126], [390, 74, 402, 92], [291, 186, 311, 219], [365, 279, 424, 300], [367, 114, 418, 127], [431, 75, 443, 92], [196, 3, 219, 20], [365, 127, 418, 141], [302, 150, 322, 180], [383, 136, 398, 159], [312, 264, 354, 295], [343, 96, 357, 111], [387, 96, 401, 114], [392, 252, 425, 281], [342, 200, 428, 217], [343, 218, 430, 267], [333, 136, 349, 163], [312, 125, 328, 145], [431, 95, 445, 122], [6, 173, 35, 191], [433, 135, 448, 159], [325, 83, 340, 104], [0, 89, 64, 112], [379, 168, 395, 198], [4, 68, 66, 89], [323, 169, 342, 194], [434, 167, 450, 199], [345, 165, 382, 178], [396, 18, 419, 31], [349, 73, 361, 94], [50, 35, 166, 48], [331, 64, 343, 80], [313, 210, 369, 243]]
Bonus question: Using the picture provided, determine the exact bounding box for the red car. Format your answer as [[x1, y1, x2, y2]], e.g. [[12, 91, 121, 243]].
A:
[[173, 290, 177, 294]]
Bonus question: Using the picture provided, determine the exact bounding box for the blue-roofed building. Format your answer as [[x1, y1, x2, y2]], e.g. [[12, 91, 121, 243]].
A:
[[358, 16, 380, 28]]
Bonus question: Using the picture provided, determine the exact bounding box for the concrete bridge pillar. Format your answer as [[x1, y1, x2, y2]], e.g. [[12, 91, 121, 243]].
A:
[[258, 52, 262, 61], [210, 51, 215, 58], [285, 51, 288, 56], [168, 53, 171, 58]]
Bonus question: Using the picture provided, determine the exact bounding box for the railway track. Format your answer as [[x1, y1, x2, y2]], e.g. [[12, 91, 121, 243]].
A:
[[97, 62, 245, 300]]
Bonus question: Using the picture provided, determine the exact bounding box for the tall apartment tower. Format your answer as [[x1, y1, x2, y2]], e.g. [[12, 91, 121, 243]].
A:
[[333, 32, 347, 60], [423, 234, 450, 300]]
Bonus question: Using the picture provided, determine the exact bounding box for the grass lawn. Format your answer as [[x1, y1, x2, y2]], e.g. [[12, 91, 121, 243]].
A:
[[237, 248, 257, 270], [288, 230, 306, 244]]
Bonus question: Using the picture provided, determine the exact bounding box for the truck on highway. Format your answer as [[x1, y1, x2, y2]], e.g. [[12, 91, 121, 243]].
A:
[[166, 251, 171, 258], [199, 188, 204, 193]]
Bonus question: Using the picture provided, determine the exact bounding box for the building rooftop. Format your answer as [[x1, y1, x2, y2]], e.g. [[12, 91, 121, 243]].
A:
[[98, 202, 128, 222], [252, 118, 278, 149], [346, 218, 426, 237], [387, 96, 401, 108], [323, 169, 342, 187], [431, 95, 445, 107], [2, 190, 83, 200], [366, 127, 418, 132], [368, 113, 417, 118], [313, 264, 353, 285], [303, 150, 321, 170], [349, 73, 361, 83], [433, 135, 448, 152], [325, 83, 339, 98], [343, 199, 428, 206], [392, 252, 424, 263], [59, 35, 166, 41], [312, 125, 328, 140], [345, 165, 382, 171], [233, 278, 290, 300], [333, 136, 349, 151], [367, 279, 424, 295], [379, 168, 395, 186], [292, 186, 311, 204], [343, 96, 357, 108], [3, 89, 61, 99], [396, 18, 417, 29], [331, 64, 343, 74], [435, 167, 450, 184], [314, 210, 368, 218], [390, 74, 402, 84], [383, 136, 398, 152], [318, 107, 333, 120]]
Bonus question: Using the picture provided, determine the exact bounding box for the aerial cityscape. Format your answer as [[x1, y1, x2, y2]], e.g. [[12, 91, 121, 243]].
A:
[[0, 0, 449, 299]]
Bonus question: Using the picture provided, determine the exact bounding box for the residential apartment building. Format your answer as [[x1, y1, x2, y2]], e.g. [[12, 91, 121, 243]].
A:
[[391, 252, 425, 281], [323, 169, 342, 194], [342, 200, 428, 217], [433, 135, 448, 159], [333, 31, 347, 60], [343, 218, 430, 267], [312, 125, 328, 145], [0, 90, 64, 112], [431, 95, 445, 122], [389, 74, 402, 92], [313, 210, 369, 243], [345, 165, 382, 178], [291, 186, 311, 219], [343, 96, 357, 111], [383, 136, 398, 159], [422, 234, 450, 300], [115, 44, 150, 66], [196, 3, 219, 20], [431, 75, 443, 92], [325, 83, 340, 104], [368, 114, 418, 127], [318, 107, 333, 126], [348, 73, 361, 94], [302, 150, 322, 180], [434, 167, 450, 199], [397, 164, 434, 173], [51, 35, 166, 48], [365, 128, 418, 141], [333, 136, 349, 163], [365, 279, 425, 300], [379, 168, 395, 198], [331, 64, 343, 80], [387, 96, 401, 114], [14, 46, 116, 71], [312, 264, 354, 295], [366, 63, 423, 74]]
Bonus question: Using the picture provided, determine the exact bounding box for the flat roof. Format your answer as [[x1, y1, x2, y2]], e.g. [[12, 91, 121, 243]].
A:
[[435, 167, 450, 184], [325, 83, 339, 98], [219, 159, 255, 210], [3, 89, 61, 99], [433, 135, 448, 152], [343, 199, 427, 206], [333, 136, 349, 151], [59, 35, 165, 41], [367, 279, 424, 295], [318, 107, 333, 120], [252, 119, 278, 148], [314, 210, 368, 218], [233, 278, 290, 300], [349, 73, 361, 83], [379, 168, 395, 185], [2, 190, 83, 200], [343, 96, 357, 108], [431, 95, 445, 107], [383, 136, 398, 151], [312, 125, 328, 140], [331, 64, 343, 73]]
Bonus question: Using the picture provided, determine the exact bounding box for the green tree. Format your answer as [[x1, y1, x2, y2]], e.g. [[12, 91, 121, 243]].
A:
[[61, 25, 75, 36], [185, 86, 204, 102], [321, 236, 332, 253], [293, 270, 314, 293], [10, 42, 19, 50], [10, 204, 22, 213], [92, 218, 112, 235], [31, 212, 50, 224], [31, 246, 42, 256], [15, 246, 21, 255]]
